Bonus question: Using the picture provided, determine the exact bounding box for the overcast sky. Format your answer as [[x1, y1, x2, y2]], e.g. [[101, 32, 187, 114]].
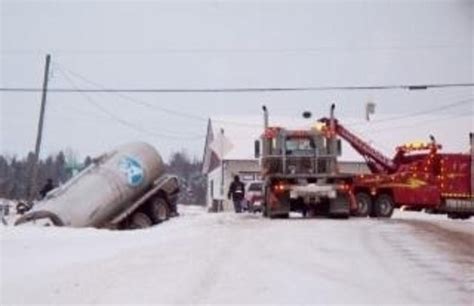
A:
[[1, 0, 473, 162]]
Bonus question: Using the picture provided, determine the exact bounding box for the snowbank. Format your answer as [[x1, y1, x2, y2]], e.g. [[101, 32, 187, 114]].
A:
[[1, 205, 472, 305]]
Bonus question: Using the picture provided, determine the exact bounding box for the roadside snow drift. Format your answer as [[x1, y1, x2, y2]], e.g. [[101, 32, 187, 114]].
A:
[[1, 206, 473, 305]]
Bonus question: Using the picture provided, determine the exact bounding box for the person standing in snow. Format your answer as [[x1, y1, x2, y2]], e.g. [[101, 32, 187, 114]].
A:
[[228, 175, 245, 213]]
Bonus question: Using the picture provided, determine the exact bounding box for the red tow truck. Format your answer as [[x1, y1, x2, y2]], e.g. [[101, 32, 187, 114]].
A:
[[319, 110, 474, 219]]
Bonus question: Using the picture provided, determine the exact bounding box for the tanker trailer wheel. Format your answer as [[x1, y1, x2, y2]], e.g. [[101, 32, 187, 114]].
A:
[[129, 212, 153, 229], [150, 197, 169, 224], [355, 192, 372, 217], [374, 194, 394, 218]]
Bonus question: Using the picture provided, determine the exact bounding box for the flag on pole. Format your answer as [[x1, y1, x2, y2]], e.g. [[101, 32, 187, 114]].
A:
[[209, 129, 233, 159]]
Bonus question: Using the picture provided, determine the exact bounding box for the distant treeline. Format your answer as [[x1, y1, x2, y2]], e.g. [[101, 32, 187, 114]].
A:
[[166, 151, 206, 206], [0, 152, 73, 200], [0, 150, 206, 205]]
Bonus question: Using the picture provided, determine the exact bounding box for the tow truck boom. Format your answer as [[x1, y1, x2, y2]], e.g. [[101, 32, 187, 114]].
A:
[[318, 116, 397, 174]]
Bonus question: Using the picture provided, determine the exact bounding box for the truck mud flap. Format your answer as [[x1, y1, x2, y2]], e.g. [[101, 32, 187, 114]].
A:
[[267, 194, 291, 218], [329, 194, 350, 216]]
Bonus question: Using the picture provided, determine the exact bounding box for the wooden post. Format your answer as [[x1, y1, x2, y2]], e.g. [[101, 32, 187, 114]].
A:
[[29, 54, 51, 201]]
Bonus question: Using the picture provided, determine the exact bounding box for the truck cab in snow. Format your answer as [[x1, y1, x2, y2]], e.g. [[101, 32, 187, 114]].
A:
[[15, 142, 180, 229]]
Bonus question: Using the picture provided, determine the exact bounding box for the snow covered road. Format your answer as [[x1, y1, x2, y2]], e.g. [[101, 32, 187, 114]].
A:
[[1, 206, 473, 305]]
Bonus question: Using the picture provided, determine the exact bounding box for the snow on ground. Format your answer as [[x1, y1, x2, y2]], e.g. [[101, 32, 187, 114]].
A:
[[1, 205, 473, 305], [394, 209, 474, 234]]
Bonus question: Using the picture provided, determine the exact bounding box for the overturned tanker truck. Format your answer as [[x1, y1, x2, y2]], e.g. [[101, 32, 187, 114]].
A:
[[15, 142, 180, 229]]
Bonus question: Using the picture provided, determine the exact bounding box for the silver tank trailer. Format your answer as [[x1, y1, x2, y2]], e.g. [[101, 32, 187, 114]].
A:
[[16, 142, 164, 227]]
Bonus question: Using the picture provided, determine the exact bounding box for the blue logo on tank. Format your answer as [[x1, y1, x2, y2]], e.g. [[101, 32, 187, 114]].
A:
[[119, 156, 144, 187]]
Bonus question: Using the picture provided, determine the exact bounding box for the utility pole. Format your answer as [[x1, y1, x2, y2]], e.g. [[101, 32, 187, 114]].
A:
[[28, 54, 51, 202]]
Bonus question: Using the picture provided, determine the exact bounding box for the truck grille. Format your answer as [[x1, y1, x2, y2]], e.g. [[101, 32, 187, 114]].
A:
[[262, 156, 336, 175]]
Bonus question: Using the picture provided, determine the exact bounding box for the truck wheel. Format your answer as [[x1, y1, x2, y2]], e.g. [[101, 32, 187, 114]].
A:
[[302, 208, 308, 218], [150, 198, 169, 224], [129, 212, 152, 229], [329, 212, 350, 219], [263, 187, 271, 218], [374, 194, 394, 218], [447, 213, 459, 220], [267, 207, 275, 218], [355, 192, 372, 217]]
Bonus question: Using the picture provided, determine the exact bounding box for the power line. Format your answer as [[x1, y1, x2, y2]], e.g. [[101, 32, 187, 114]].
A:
[[1, 83, 473, 93], [53, 62, 262, 128], [55, 64, 210, 136], [58, 69, 205, 141], [365, 111, 474, 135], [7, 61, 474, 131], [345, 97, 474, 127], [3, 44, 471, 55], [54, 63, 208, 122], [15, 60, 474, 133]]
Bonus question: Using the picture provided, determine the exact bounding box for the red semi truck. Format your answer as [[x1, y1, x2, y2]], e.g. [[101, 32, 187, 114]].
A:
[[319, 112, 474, 219], [255, 106, 355, 218]]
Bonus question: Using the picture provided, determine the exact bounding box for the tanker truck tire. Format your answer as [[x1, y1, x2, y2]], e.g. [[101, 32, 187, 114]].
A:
[[374, 194, 394, 218], [150, 197, 169, 224], [129, 212, 153, 229], [355, 192, 372, 217]]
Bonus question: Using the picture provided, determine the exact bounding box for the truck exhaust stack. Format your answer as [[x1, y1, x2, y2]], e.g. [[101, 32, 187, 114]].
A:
[[262, 105, 269, 129]]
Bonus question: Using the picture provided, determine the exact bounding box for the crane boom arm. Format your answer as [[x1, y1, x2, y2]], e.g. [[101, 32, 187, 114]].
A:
[[319, 117, 397, 173]]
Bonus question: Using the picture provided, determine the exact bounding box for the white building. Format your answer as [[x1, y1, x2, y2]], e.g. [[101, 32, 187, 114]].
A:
[[201, 118, 261, 211]]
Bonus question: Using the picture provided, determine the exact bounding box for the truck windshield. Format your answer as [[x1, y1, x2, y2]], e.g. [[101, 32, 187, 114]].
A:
[[285, 137, 315, 155]]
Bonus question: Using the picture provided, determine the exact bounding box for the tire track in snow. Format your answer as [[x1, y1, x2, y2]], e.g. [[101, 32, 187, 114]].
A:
[[394, 219, 474, 301], [359, 221, 423, 303], [365, 219, 472, 305]]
